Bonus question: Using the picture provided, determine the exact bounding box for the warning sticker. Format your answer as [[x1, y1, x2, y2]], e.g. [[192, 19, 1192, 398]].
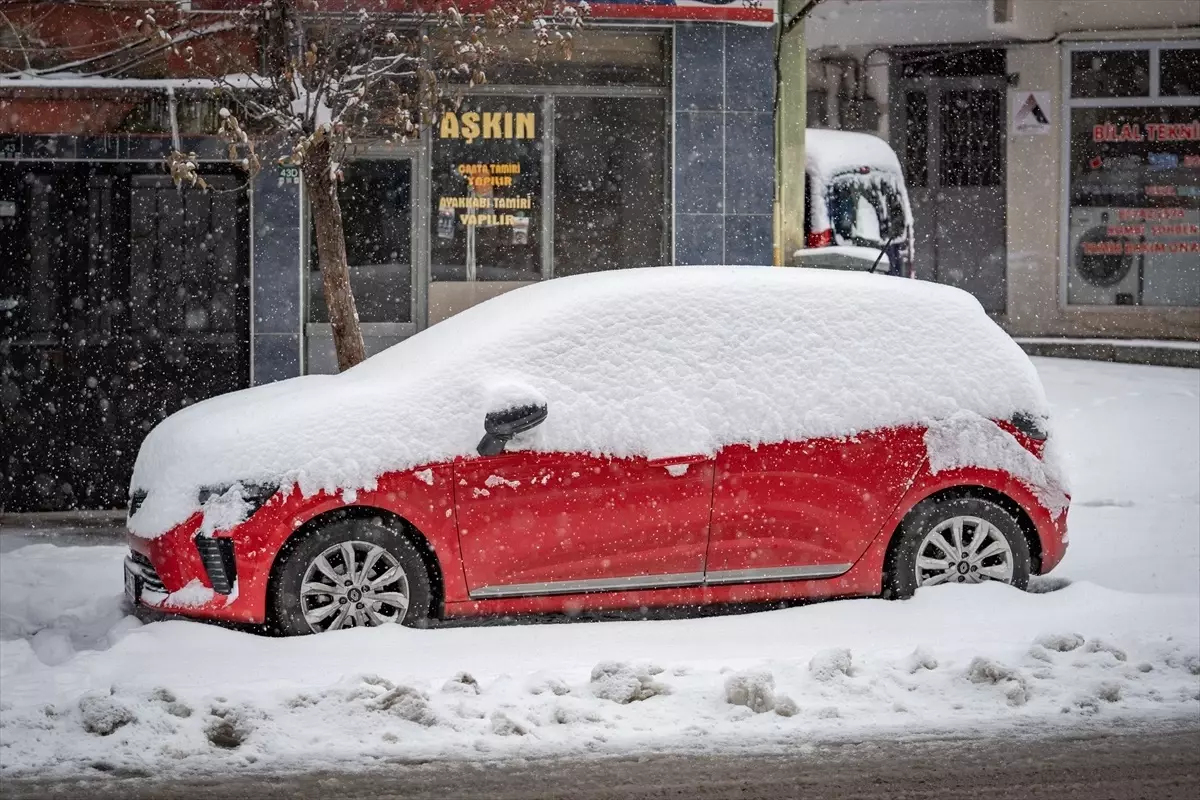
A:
[[1011, 91, 1053, 136]]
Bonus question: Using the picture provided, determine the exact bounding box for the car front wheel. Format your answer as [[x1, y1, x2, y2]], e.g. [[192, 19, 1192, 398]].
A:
[[883, 496, 1032, 599], [271, 518, 433, 635]]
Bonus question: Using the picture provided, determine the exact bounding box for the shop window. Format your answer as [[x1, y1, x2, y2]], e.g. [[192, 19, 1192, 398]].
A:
[[424, 30, 670, 293], [1160, 48, 1200, 97], [308, 159, 413, 322], [1070, 50, 1150, 99], [430, 97, 542, 282], [553, 97, 668, 276], [1064, 103, 1200, 307]]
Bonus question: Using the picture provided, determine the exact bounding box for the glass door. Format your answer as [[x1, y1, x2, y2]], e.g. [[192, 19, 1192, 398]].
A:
[[304, 157, 418, 373], [428, 95, 544, 325]]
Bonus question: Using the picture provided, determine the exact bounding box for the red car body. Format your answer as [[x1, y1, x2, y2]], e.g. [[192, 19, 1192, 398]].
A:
[[128, 422, 1068, 624]]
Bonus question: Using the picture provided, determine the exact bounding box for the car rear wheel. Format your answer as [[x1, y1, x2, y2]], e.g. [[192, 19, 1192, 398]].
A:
[[271, 518, 433, 635], [883, 496, 1031, 599]]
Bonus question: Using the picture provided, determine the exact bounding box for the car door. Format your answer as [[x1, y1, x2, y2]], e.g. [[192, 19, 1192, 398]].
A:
[[705, 427, 927, 584], [454, 450, 715, 599]]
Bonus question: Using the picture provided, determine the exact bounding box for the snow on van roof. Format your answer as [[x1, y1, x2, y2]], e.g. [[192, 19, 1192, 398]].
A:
[[129, 267, 1050, 538], [805, 128, 904, 181]]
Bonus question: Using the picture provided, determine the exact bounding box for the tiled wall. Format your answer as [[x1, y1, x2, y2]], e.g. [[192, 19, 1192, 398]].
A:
[[674, 23, 777, 266]]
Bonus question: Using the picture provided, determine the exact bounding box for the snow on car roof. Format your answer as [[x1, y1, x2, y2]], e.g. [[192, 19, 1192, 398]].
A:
[[129, 267, 1049, 538], [805, 128, 904, 181]]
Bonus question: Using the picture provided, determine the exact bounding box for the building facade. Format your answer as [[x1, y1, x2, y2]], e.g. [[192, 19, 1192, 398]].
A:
[[806, 0, 1200, 338], [0, 1, 783, 513]]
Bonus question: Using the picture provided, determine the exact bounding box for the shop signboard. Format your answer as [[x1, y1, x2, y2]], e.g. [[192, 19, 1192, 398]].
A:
[[1011, 91, 1052, 136], [584, 1, 777, 25]]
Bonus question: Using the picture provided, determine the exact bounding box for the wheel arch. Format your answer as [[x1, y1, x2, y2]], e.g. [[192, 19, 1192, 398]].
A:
[[883, 485, 1043, 577], [265, 505, 447, 624]]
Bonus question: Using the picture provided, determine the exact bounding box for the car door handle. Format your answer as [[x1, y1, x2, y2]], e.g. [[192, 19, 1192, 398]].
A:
[[646, 454, 710, 468]]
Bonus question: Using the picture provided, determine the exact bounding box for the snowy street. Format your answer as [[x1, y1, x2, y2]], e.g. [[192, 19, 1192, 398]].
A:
[[5, 727, 1200, 800], [1, 358, 1198, 785]]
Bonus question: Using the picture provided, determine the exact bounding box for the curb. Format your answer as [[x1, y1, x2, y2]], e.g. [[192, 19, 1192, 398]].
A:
[[1016, 339, 1200, 369], [0, 511, 126, 539]]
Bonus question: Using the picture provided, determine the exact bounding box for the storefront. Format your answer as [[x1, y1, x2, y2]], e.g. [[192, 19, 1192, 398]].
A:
[[303, 29, 679, 371], [0, 3, 780, 512]]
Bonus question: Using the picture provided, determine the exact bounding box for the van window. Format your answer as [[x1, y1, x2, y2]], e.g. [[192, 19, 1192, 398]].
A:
[[828, 173, 906, 248]]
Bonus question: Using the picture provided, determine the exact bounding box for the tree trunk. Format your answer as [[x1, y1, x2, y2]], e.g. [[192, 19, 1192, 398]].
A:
[[303, 138, 366, 372]]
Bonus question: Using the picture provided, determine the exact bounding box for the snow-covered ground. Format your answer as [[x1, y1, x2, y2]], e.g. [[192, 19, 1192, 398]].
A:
[[1, 358, 1197, 777]]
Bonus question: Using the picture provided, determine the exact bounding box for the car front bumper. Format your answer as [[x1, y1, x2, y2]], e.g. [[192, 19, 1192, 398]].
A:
[[125, 514, 270, 624]]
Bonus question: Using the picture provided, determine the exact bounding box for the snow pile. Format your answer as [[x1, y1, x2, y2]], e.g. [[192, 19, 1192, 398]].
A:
[[808, 648, 854, 681], [129, 267, 1049, 538], [724, 669, 798, 715], [0, 545, 136, 670], [589, 662, 670, 704]]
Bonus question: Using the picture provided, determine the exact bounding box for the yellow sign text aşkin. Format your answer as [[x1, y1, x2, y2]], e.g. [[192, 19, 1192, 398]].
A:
[[439, 111, 536, 143]]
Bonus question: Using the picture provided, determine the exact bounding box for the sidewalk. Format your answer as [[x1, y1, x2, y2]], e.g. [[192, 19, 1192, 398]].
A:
[[1016, 337, 1200, 369], [0, 511, 125, 551]]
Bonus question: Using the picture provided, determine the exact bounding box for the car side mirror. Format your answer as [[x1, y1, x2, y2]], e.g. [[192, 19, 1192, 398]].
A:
[[477, 403, 548, 456]]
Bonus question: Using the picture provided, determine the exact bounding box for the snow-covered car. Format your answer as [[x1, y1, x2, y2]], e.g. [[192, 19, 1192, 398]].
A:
[[802, 128, 915, 277], [124, 267, 1069, 635]]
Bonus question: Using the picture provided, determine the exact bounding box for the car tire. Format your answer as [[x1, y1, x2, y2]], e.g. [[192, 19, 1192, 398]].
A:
[[270, 517, 433, 636], [882, 496, 1031, 600]]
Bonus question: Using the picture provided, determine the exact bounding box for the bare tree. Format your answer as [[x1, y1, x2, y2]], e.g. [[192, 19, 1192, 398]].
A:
[[156, 0, 585, 371]]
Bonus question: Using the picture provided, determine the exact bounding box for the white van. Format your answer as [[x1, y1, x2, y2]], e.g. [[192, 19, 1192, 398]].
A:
[[801, 129, 915, 277]]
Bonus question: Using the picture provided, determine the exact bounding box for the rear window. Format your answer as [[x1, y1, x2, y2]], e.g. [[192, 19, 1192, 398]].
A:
[[828, 173, 906, 248]]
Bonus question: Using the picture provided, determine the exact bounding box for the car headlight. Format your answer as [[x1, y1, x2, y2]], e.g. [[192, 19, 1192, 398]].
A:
[[197, 482, 279, 515]]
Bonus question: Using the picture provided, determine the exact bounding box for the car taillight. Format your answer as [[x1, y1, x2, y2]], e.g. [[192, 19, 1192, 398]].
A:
[[807, 229, 834, 248], [997, 414, 1048, 458], [1010, 412, 1049, 442]]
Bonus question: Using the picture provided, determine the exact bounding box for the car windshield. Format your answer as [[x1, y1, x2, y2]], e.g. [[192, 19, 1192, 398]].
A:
[[828, 172, 907, 248]]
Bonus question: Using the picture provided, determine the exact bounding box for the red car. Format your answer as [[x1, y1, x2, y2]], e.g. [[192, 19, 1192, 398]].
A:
[[125, 267, 1069, 635]]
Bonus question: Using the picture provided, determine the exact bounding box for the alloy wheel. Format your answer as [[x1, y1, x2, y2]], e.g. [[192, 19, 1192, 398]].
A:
[[299, 540, 410, 633], [914, 515, 1014, 587]]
